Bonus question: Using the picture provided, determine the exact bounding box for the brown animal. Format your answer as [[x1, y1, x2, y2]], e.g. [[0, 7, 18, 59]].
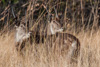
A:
[[47, 32, 80, 62], [15, 24, 31, 51], [14, 4, 80, 63], [47, 19, 63, 35], [15, 21, 80, 63]]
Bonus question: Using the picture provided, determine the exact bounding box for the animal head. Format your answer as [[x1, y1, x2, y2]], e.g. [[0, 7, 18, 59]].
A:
[[15, 24, 26, 33], [15, 23, 30, 43], [47, 20, 63, 35]]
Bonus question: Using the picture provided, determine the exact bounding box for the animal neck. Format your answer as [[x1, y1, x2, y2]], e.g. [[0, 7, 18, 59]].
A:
[[50, 24, 56, 34]]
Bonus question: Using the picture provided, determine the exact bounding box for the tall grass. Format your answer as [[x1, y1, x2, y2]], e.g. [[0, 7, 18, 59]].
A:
[[0, 29, 100, 67], [0, 0, 100, 67]]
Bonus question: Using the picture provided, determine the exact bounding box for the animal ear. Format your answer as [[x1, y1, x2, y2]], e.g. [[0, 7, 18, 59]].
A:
[[14, 25, 18, 28], [23, 22, 26, 26], [20, 24, 25, 28]]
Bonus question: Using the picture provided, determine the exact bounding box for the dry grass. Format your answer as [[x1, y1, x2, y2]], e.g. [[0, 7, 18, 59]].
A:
[[0, 29, 100, 67], [0, 0, 100, 67]]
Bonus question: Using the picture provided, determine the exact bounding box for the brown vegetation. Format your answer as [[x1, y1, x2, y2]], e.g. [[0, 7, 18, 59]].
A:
[[0, 30, 100, 67], [0, 0, 100, 67]]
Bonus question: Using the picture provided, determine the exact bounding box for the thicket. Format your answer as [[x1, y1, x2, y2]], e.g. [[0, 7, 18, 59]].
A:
[[0, 0, 100, 34]]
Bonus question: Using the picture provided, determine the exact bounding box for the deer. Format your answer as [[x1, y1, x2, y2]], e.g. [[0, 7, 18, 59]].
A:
[[14, 4, 80, 63], [45, 6, 80, 62], [15, 20, 80, 63], [15, 23, 31, 51]]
